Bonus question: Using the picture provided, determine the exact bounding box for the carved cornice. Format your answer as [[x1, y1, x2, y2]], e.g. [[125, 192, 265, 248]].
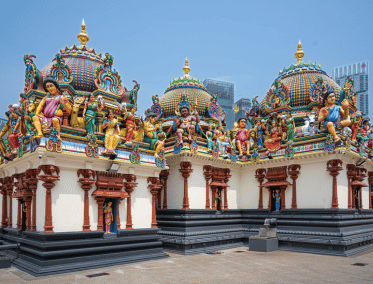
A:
[[288, 164, 301, 180], [326, 159, 343, 176]]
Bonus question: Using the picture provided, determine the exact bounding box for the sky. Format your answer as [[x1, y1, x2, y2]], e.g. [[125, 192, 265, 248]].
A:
[[0, 0, 372, 118]]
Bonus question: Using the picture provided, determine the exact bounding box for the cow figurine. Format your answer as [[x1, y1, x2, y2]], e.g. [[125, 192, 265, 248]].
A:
[[302, 114, 321, 136]]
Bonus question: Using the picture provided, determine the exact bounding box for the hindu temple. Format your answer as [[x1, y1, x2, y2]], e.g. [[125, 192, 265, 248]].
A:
[[0, 21, 372, 276]]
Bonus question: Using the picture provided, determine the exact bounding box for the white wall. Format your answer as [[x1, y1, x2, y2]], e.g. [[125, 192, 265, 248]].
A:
[[188, 164, 206, 209], [227, 170, 240, 209], [166, 162, 184, 209], [131, 176, 152, 228], [36, 179, 46, 231], [237, 169, 259, 209], [361, 178, 370, 209], [337, 169, 349, 209], [296, 162, 333, 209]]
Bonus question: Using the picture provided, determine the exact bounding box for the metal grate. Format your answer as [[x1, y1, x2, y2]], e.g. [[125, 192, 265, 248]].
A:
[[352, 263, 368, 267], [86, 272, 110, 278]]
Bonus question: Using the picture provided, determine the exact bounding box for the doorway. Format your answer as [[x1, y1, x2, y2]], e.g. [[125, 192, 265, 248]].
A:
[[270, 186, 281, 212], [353, 187, 361, 210], [21, 200, 27, 231], [215, 187, 222, 211], [103, 198, 118, 234]]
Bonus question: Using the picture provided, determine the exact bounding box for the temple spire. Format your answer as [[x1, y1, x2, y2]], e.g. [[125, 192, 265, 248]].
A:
[[183, 57, 191, 78], [294, 40, 304, 64], [77, 19, 89, 46]]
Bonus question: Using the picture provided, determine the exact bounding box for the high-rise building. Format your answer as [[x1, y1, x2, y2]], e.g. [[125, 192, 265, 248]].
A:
[[203, 79, 235, 128], [331, 61, 369, 117], [234, 98, 252, 126]]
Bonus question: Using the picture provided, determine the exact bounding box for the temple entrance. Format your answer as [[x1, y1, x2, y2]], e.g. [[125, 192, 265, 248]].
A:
[[103, 198, 117, 234], [21, 200, 27, 231], [353, 187, 361, 210], [215, 187, 222, 211], [270, 187, 281, 212]]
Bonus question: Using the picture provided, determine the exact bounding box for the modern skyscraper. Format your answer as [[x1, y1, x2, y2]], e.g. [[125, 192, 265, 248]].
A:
[[234, 98, 252, 126], [331, 61, 369, 117], [203, 79, 235, 128]]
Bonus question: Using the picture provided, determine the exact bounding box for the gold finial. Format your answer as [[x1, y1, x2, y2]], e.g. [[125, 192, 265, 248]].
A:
[[233, 104, 239, 114], [77, 19, 89, 46], [294, 40, 304, 64], [183, 57, 191, 77]]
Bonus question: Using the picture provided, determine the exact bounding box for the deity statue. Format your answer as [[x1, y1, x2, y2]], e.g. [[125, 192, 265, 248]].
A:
[[8, 109, 22, 153], [32, 76, 72, 138], [208, 94, 225, 122], [273, 189, 281, 212], [285, 112, 295, 141], [280, 114, 287, 142], [361, 118, 371, 143], [143, 111, 164, 158], [19, 93, 33, 136], [102, 111, 121, 155], [350, 111, 362, 142], [173, 94, 200, 147], [205, 124, 214, 151], [264, 79, 290, 113], [235, 117, 251, 156], [213, 125, 229, 157], [254, 119, 266, 149], [121, 105, 139, 145], [264, 120, 282, 159], [318, 91, 351, 143], [82, 94, 103, 136], [339, 77, 357, 107], [103, 202, 113, 234]]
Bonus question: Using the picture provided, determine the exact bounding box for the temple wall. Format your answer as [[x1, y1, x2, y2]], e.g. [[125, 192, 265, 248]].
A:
[[237, 169, 258, 209], [36, 179, 46, 231], [131, 176, 152, 229], [362, 184, 370, 209], [227, 169, 240, 209], [337, 169, 349, 209], [166, 161, 184, 209], [188, 163, 206, 209], [52, 168, 84, 232], [296, 162, 333, 209]]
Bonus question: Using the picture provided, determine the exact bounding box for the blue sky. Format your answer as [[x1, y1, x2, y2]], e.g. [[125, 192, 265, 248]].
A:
[[0, 0, 372, 118]]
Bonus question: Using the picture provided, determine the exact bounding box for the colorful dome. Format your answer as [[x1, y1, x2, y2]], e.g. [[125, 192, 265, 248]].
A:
[[40, 20, 107, 93], [159, 59, 212, 118], [260, 41, 341, 116]]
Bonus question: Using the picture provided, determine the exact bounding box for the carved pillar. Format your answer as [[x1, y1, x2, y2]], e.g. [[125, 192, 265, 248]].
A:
[[25, 196, 32, 231], [268, 188, 272, 210], [147, 177, 162, 228], [16, 199, 22, 229], [326, 159, 343, 209], [117, 199, 122, 231], [203, 166, 214, 209], [223, 169, 231, 210], [7, 176, 14, 228], [160, 170, 169, 209], [157, 185, 162, 209], [96, 197, 105, 231], [280, 185, 287, 209], [26, 169, 39, 231], [211, 186, 217, 209], [1, 178, 7, 227], [255, 169, 266, 209], [368, 172, 373, 210], [77, 169, 96, 231], [346, 165, 356, 209], [124, 174, 137, 229], [179, 162, 193, 209], [37, 165, 60, 233], [288, 164, 301, 209]]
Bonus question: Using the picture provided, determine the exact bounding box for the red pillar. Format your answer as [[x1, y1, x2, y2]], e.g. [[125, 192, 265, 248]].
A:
[[38, 165, 60, 233], [326, 160, 343, 209], [160, 170, 169, 209], [211, 186, 217, 209], [96, 197, 104, 231], [26, 169, 39, 231], [124, 174, 137, 229], [157, 187, 162, 209], [223, 169, 231, 210], [7, 179, 14, 228], [368, 172, 373, 210], [25, 196, 32, 231], [346, 165, 356, 209], [117, 199, 122, 231], [255, 169, 266, 209], [288, 164, 301, 209], [203, 166, 213, 209], [1, 179, 7, 227], [179, 162, 193, 209], [147, 177, 162, 228], [77, 169, 96, 231]]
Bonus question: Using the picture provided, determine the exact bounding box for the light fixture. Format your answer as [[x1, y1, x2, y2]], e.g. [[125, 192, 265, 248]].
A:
[[356, 159, 367, 167], [107, 162, 120, 173]]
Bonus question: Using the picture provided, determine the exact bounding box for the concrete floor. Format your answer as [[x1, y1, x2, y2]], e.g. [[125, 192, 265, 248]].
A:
[[1, 248, 373, 284]]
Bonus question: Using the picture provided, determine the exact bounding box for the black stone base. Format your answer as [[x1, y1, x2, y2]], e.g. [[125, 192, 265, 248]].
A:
[[0, 257, 11, 268], [0, 228, 168, 276], [156, 209, 373, 257]]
